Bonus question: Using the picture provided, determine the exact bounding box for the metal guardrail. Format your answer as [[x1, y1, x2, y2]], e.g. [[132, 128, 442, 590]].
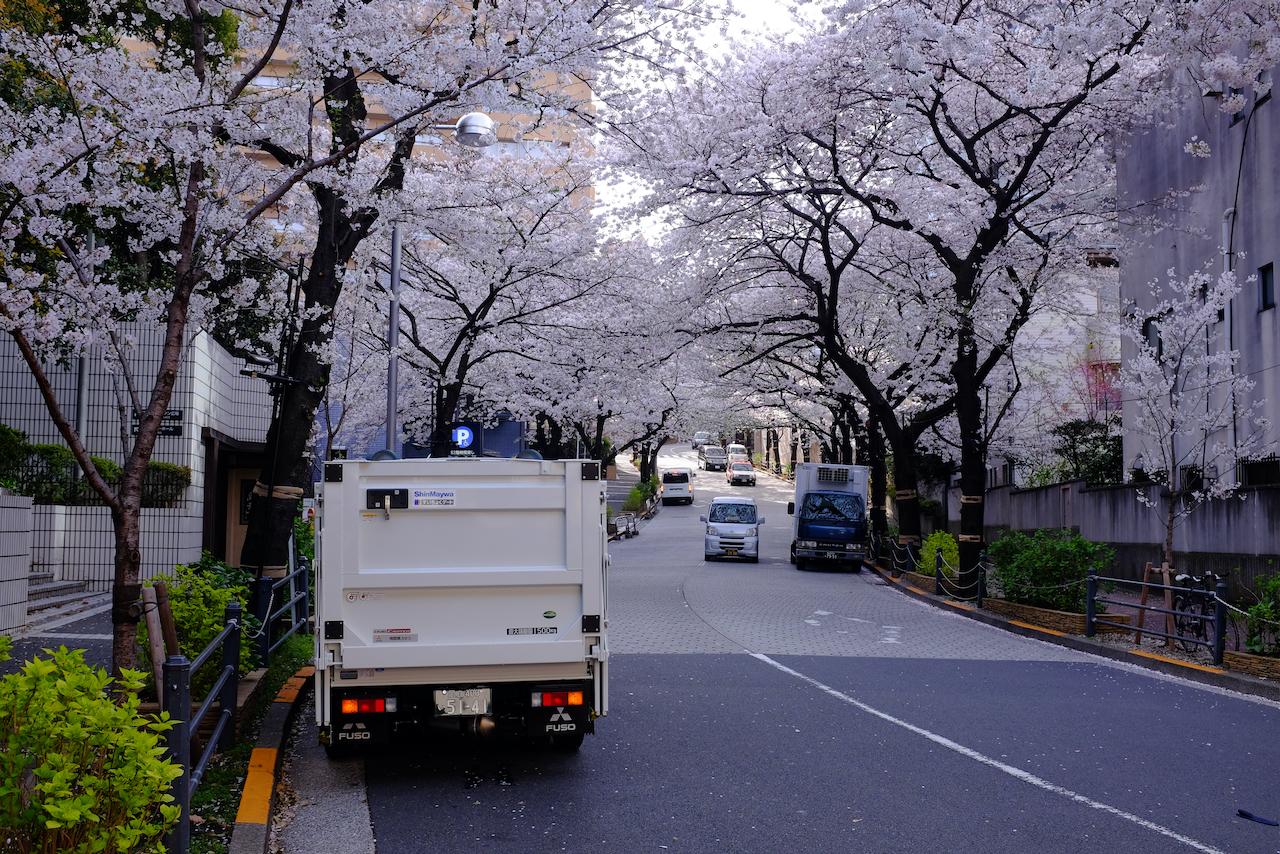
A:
[[251, 535, 312, 663], [163, 602, 241, 854], [1085, 569, 1227, 665]]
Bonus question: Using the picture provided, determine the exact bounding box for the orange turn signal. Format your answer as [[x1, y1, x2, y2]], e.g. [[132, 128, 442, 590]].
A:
[[341, 699, 358, 714], [567, 691, 584, 706]]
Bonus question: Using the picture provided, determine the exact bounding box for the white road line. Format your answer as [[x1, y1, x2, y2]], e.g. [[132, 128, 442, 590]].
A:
[[749, 652, 1227, 854]]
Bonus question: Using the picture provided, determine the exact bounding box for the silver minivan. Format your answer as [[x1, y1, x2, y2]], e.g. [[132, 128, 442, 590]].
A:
[[702, 497, 764, 562]]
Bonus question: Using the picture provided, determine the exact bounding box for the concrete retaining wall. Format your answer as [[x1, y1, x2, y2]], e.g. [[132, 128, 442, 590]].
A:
[[983, 481, 1280, 594], [0, 494, 33, 635]]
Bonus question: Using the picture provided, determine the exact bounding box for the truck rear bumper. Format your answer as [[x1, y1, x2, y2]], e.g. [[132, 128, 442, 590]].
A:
[[323, 679, 596, 746]]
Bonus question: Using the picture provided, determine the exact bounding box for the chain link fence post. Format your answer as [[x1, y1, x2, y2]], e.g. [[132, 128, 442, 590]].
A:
[[253, 576, 273, 665]]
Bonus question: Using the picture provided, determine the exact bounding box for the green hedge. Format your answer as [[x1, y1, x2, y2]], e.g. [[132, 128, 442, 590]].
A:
[[1246, 572, 1280, 657], [917, 531, 958, 577], [0, 424, 190, 507], [0, 639, 181, 852], [139, 555, 259, 698], [987, 529, 1113, 613]]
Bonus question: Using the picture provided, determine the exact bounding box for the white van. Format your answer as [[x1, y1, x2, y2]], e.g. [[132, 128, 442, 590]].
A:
[[701, 496, 764, 562], [660, 467, 696, 505], [726, 443, 749, 465]]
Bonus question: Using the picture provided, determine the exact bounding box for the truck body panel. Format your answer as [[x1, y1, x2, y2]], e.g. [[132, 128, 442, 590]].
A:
[[313, 458, 608, 749]]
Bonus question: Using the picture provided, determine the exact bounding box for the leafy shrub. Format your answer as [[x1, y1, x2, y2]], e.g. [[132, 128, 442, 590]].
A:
[[140, 555, 258, 698], [1245, 573, 1280, 657], [293, 514, 315, 562], [622, 485, 647, 512], [987, 529, 1113, 613], [18, 443, 76, 504], [0, 424, 26, 480], [636, 476, 659, 500], [917, 531, 959, 577], [142, 461, 191, 507], [0, 640, 181, 852]]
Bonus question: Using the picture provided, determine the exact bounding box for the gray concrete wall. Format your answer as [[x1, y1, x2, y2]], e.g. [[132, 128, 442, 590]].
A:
[[984, 481, 1279, 595], [1117, 67, 1280, 474], [0, 494, 33, 635]]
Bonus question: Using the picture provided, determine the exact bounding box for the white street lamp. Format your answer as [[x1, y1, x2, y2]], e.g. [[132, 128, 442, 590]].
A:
[[386, 112, 498, 454]]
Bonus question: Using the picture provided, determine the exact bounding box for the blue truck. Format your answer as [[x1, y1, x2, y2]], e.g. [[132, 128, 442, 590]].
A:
[[787, 463, 870, 571]]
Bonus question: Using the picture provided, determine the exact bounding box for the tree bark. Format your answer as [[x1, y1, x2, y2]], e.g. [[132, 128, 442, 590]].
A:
[[241, 186, 359, 570], [863, 419, 888, 562]]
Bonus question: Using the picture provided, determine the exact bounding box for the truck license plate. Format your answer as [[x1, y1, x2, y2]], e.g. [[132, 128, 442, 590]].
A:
[[434, 688, 491, 716], [824, 551, 842, 559]]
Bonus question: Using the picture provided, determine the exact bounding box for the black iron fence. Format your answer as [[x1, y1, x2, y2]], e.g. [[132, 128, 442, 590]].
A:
[[163, 602, 241, 854], [1086, 569, 1228, 665], [249, 537, 311, 664]]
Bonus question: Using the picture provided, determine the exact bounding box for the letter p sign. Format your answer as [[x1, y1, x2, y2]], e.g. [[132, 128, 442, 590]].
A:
[[452, 425, 474, 449]]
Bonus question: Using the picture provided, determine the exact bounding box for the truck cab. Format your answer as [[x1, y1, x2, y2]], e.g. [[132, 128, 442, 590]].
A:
[[787, 463, 869, 571]]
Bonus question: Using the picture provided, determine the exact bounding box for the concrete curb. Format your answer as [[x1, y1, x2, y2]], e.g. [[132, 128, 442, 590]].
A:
[[228, 665, 315, 854], [868, 562, 1280, 703]]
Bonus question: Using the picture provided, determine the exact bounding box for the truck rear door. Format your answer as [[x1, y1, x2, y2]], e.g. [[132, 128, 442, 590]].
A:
[[318, 459, 606, 672]]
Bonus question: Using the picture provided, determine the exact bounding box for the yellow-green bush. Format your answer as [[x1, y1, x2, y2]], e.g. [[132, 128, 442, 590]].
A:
[[0, 639, 181, 853]]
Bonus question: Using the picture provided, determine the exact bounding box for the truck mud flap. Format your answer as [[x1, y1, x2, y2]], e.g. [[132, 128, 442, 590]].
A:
[[528, 704, 594, 738]]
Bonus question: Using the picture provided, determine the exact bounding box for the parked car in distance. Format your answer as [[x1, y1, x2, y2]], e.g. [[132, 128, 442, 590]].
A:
[[700, 445, 728, 471], [726, 443, 749, 464], [727, 461, 757, 486], [660, 467, 696, 505], [691, 431, 713, 450], [702, 497, 764, 562]]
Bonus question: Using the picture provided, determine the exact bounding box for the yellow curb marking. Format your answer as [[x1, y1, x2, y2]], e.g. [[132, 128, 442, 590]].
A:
[[1007, 619, 1067, 637], [234, 747, 278, 825], [941, 600, 976, 611], [904, 585, 930, 596], [1130, 649, 1224, 674], [298, 665, 315, 677]]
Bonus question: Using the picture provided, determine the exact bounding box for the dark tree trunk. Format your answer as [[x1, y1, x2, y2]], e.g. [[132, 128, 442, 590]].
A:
[[241, 187, 361, 570], [953, 331, 986, 593], [862, 419, 889, 563], [770, 428, 781, 475], [429, 382, 464, 458]]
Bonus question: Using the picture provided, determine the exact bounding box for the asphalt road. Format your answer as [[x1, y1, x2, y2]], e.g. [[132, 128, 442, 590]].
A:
[[281, 446, 1280, 854]]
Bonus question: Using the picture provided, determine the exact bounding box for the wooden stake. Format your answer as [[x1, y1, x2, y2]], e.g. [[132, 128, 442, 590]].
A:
[[1133, 562, 1153, 645], [141, 587, 165, 703], [153, 581, 181, 657]]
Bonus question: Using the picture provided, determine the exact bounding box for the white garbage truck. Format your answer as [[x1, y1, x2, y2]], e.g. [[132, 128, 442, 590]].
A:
[[313, 457, 609, 753], [787, 462, 870, 571]]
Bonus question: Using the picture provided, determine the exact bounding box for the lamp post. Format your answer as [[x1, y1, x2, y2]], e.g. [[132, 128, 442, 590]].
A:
[[385, 112, 498, 454]]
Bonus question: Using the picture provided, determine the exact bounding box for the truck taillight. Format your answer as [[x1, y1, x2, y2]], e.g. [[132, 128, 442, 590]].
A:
[[531, 690, 585, 707], [339, 697, 395, 714]]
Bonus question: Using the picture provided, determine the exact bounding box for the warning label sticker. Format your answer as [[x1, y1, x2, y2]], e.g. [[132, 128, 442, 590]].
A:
[[373, 628, 418, 643], [506, 627, 559, 636]]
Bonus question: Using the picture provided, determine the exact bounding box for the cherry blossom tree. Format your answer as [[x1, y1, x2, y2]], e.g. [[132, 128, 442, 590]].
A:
[[622, 0, 1280, 588], [1119, 268, 1272, 567]]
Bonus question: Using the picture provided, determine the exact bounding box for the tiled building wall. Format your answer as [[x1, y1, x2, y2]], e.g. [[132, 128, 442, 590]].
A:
[[0, 327, 272, 590], [0, 495, 33, 635]]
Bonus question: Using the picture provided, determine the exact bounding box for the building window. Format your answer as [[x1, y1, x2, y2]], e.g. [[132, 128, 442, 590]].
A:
[[1141, 318, 1162, 357], [1261, 262, 1276, 311], [1239, 456, 1280, 487]]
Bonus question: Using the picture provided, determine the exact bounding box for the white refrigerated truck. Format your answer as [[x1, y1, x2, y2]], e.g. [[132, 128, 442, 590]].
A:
[[313, 457, 608, 753]]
